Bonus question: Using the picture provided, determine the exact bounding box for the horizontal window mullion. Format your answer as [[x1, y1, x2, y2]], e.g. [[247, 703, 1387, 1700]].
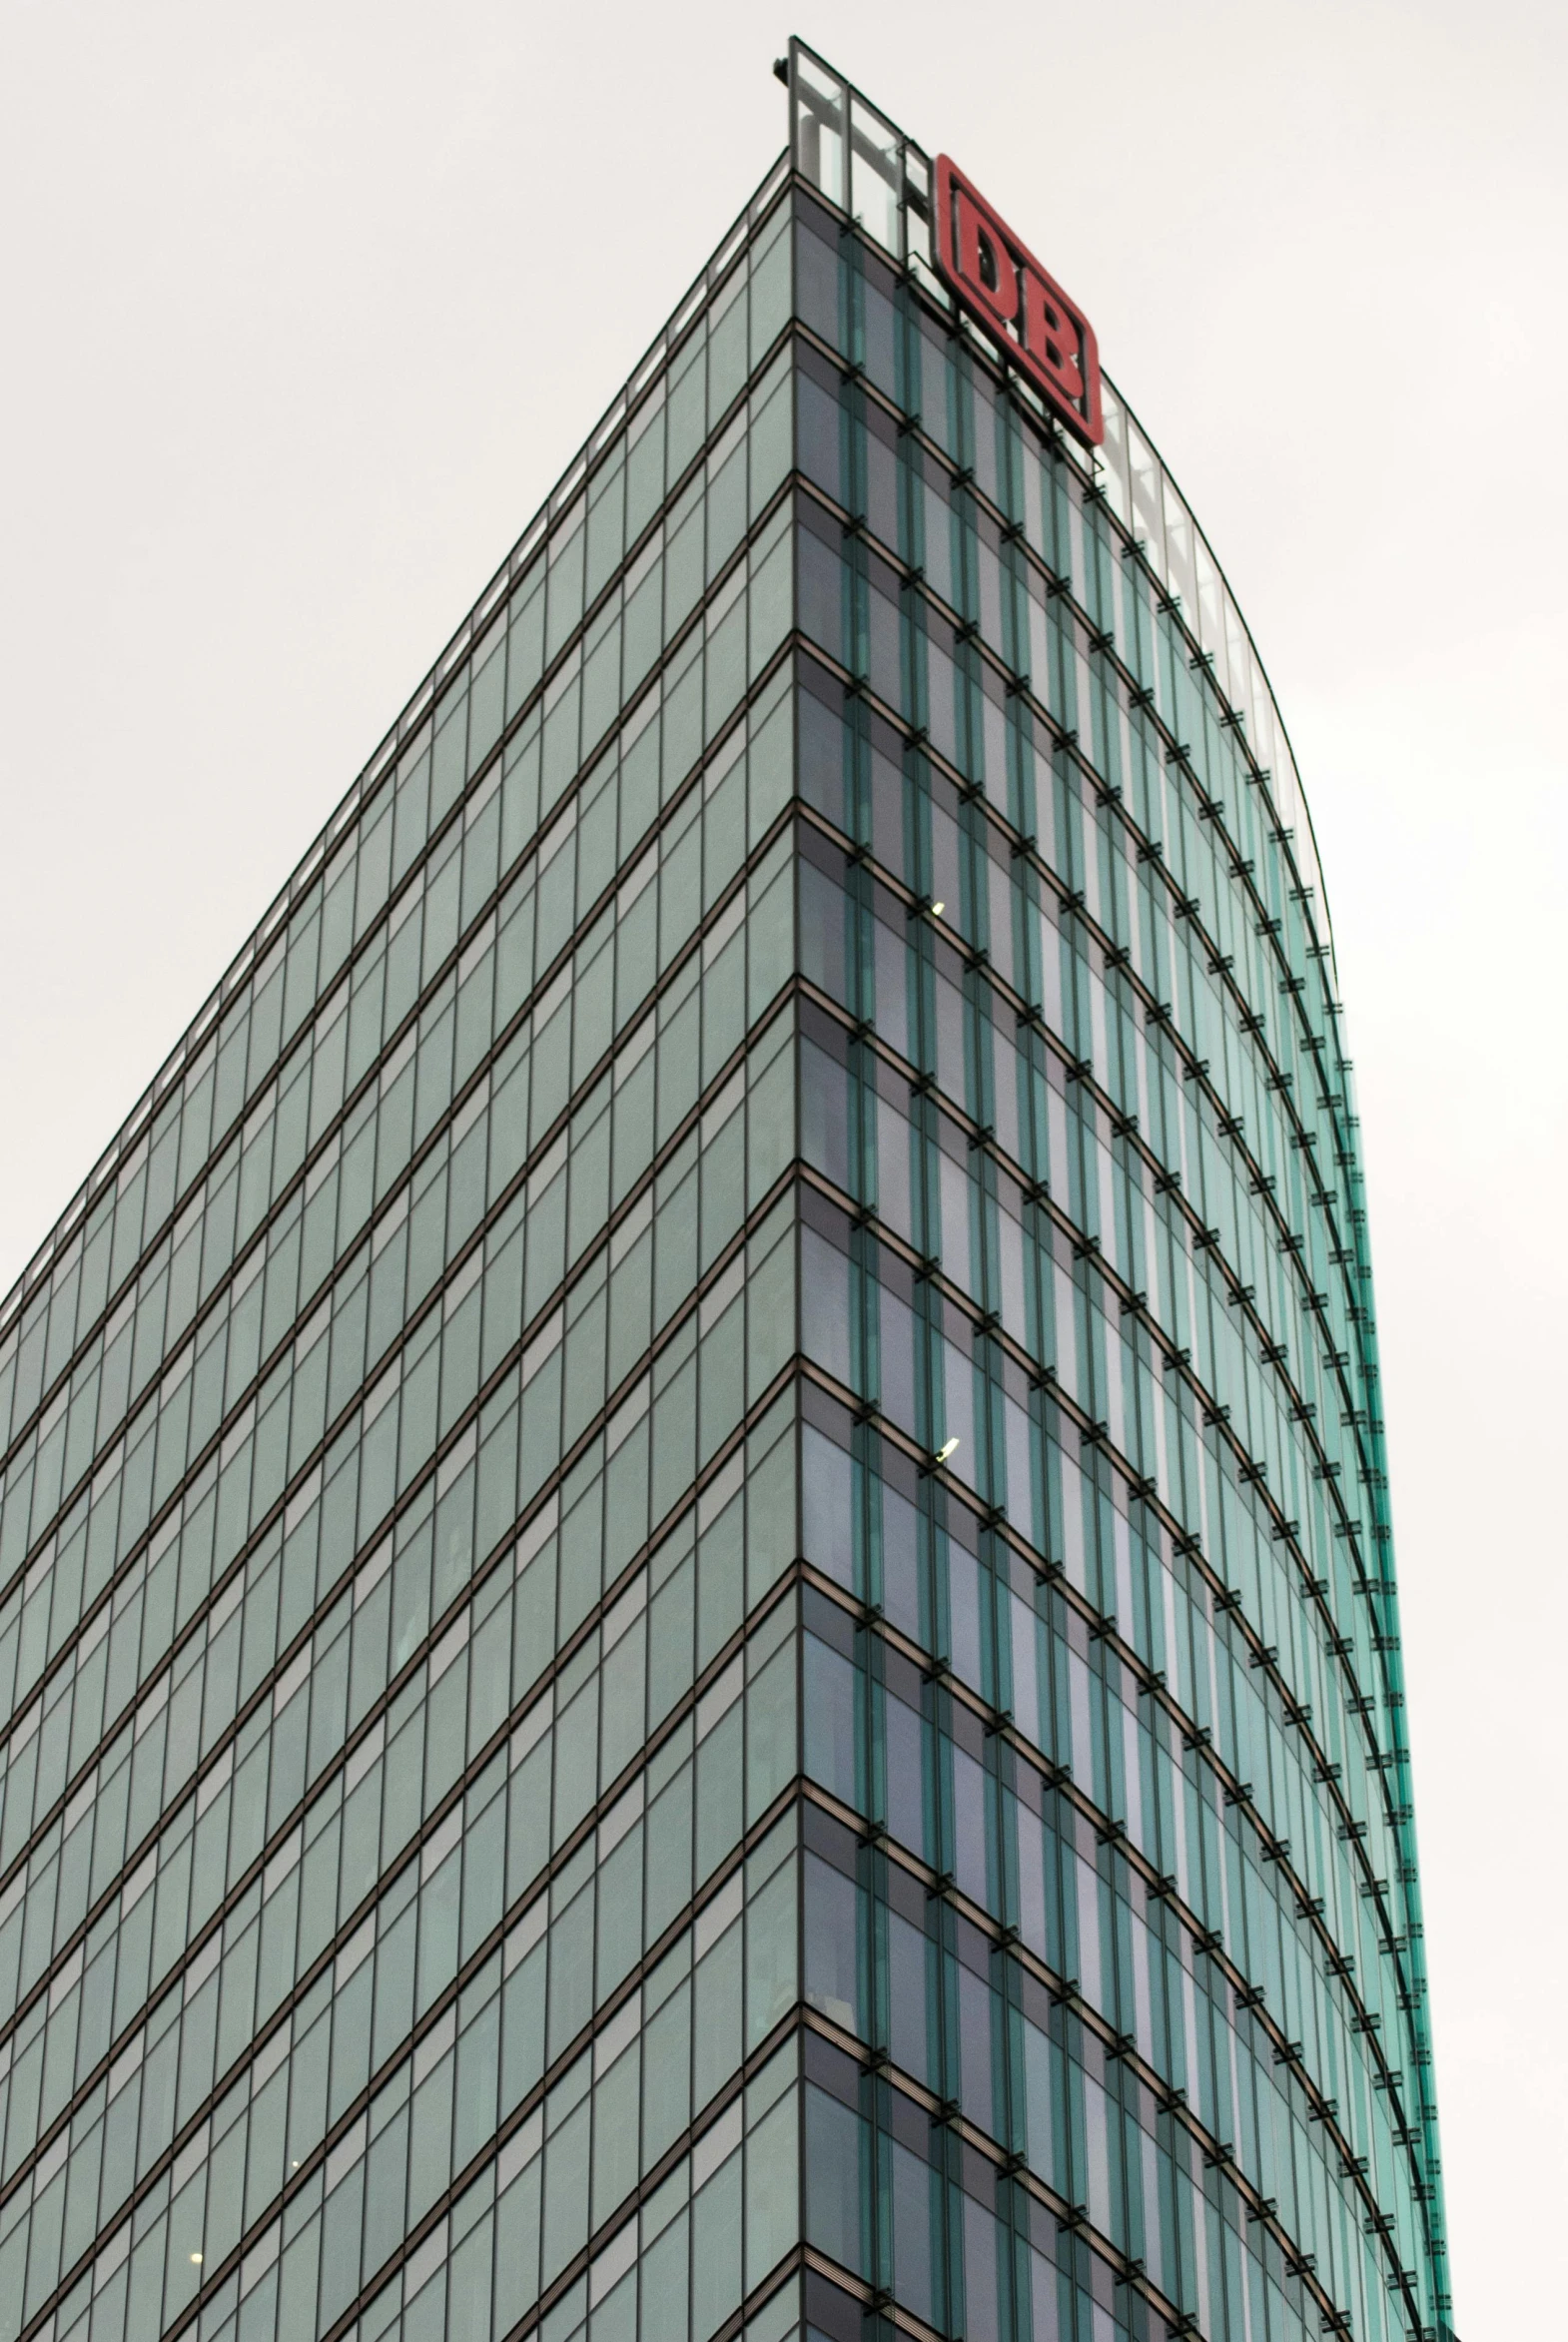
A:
[[0, 162, 796, 1370], [0, 914, 800, 1996], [791, 1166, 1416, 2058], [789, 365, 1355, 1197], [36, 1727, 804, 2342], [786, 663, 1379, 1538], [794, 1011, 1404, 1894], [799, 1523, 1421, 2286], [797, 442, 1369, 1365], [0, 635, 797, 1725], [793, 298, 1338, 1019], [0, 331, 799, 1511], [213, 1985, 805, 2342], [0, 1184, 800, 2157], [215, 1909, 804, 2342], [792, 787, 1378, 1589], [0, 1329, 803, 2219]]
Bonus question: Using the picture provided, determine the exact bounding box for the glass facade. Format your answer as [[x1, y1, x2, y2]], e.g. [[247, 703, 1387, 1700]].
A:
[[0, 41, 1449, 2342]]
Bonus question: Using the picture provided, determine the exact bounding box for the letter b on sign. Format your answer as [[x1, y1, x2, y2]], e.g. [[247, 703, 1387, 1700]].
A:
[[1021, 274, 1085, 404]]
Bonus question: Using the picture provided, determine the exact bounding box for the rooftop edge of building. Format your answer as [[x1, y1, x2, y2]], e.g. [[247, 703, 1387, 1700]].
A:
[[0, 42, 1341, 1460]]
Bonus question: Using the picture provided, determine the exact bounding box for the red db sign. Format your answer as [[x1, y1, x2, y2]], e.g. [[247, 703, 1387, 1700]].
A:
[[932, 157, 1103, 448]]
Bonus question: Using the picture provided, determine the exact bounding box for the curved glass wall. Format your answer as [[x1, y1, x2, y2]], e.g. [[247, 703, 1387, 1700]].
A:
[[781, 39, 1449, 2342]]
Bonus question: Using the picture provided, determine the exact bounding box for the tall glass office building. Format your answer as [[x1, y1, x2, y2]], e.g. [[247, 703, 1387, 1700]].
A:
[[0, 42, 1450, 2342]]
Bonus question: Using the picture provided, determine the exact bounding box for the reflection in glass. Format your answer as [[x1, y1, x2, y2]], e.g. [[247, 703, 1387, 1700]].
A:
[[793, 53, 844, 208], [849, 99, 901, 259]]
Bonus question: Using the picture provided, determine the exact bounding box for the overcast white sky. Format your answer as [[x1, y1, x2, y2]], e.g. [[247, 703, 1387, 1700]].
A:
[[1, 3, 1562, 2330]]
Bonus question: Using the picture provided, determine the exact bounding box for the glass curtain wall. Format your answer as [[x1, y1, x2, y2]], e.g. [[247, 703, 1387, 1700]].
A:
[[0, 43, 1450, 2342], [782, 38, 1448, 2342]]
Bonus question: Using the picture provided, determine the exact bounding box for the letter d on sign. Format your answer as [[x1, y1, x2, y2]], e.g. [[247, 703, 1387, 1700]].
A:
[[953, 182, 1019, 332]]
